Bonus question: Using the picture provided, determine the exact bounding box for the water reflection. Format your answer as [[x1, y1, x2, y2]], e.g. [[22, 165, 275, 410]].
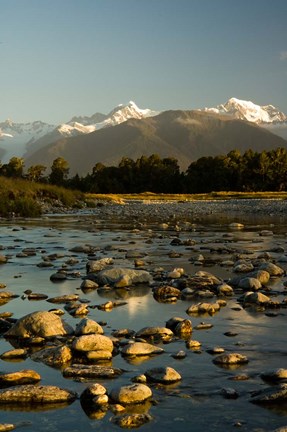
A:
[[0, 209, 287, 431]]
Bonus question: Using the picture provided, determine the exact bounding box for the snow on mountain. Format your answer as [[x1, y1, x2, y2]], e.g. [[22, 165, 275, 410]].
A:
[[65, 100, 158, 130], [0, 119, 55, 162], [202, 97, 287, 124], [0, 101, 159, 163]]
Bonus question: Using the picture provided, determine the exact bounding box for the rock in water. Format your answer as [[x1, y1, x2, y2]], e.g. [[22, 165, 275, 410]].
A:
[[109, 383, 152, 404], [4, 311, 73, 339], [0, 385, 77, 404]]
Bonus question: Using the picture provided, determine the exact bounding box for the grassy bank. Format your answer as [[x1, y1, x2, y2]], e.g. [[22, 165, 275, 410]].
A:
[[0, 176, 84, 217], [1, 176, 287, 218]]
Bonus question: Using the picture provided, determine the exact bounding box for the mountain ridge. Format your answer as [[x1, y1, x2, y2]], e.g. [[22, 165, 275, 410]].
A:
[[1, 98, 287, 168], [25, 109, 287, 176]]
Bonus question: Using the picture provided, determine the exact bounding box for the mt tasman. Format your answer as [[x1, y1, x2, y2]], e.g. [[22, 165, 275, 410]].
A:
[[0, 98, 287, 174]]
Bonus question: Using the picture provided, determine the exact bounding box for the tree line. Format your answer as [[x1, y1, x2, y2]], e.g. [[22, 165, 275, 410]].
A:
[[1, 147, 287, 193]]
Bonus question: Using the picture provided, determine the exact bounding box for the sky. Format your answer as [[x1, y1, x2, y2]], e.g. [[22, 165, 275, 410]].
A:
[[1, 0, 287, 124]]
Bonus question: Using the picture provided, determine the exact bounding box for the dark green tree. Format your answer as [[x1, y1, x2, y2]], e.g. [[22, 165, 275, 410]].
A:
[[49, 157, 69, 186]]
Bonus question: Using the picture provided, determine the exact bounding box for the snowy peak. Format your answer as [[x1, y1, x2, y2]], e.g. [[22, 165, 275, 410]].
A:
[[60, 101, 159, 135], [104, 100, 158, 127], [203, 97, 287, 124], [0, 101, 159, 162]]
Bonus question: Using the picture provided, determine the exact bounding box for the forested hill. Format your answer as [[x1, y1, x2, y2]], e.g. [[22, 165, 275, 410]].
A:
[[25, 110, 287, 176]]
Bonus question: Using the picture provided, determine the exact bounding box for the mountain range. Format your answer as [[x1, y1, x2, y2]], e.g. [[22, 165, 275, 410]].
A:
[[1, 98, 287, 174]]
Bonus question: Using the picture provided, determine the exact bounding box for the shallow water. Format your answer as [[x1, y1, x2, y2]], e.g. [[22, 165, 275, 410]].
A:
[[0, 204, 287, 431]]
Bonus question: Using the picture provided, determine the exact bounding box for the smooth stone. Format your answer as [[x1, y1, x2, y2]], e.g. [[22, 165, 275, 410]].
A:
[[80, 383, 107, 400], [186, 339, 201, 349], [0, 256, 8, 264], [0, 425, 15, 431], [121, 342, 164, 357], [80, 279, 99, 290], [174, 319, 193, 337], [0, 292, 18, 299], [4, 311, 73, 339], [95, 268, 152, 286], [153, 286, 181, 299], [213, 353, 249, 365], [165, 317, 186, 331], [135, 327, 174, 341], [0, 349, 27, 360], [261, 369, 287, 383], [145, 366, 181, 384], [112, 413, 152, 428], [31, 346, 72, 367], [93, 394, 109, 405], [63, 364, 123, 379], [238, 277, 262, 290], [233, 263, 254, 273], [195, 271, 222, 284], [216, 283, 234, 296], [0, 385, 77, 404], [47, 294, 79, 304], [0, 370, 41, 386], [187, 302, 220, 315], [110, 383, 152, 404], [194, 322, 213, 330], [72, 334, 113, 352], [75, 318, 104, 335], [258, 262, 284, 277], [172, 350, 186, 359], [87, 258, 114, 273], [86, 350, 112, 361], [49, 272, 67, 282], [243, 291, 271, 305], [250, 384, 287, 404], [206, 347, 225, 354]]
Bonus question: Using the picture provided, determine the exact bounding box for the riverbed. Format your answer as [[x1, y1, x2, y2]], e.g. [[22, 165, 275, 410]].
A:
[[0, 200, 286, 431]]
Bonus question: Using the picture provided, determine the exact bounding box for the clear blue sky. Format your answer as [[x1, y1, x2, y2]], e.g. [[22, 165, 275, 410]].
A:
[[1, 0, 287, 124]]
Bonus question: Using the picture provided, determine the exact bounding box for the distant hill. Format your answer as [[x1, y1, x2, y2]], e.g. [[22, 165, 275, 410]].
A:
[[25, 110, 287, 175]]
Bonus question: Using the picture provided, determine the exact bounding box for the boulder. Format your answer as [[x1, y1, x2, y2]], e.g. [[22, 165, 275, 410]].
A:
[[250, 384, 287, 404], [135, 327, 173, 342], [145, 366, 181, 384], [213, 353, 249, 365], [110, 383, 152, 404], [237, 277, 262, 291], [242, 291, 271, 305], [216, 283, 234, 296], [0, 385, 77, 404], [4, 311, 73, 339], [31, 346, 72, 367], [72, 334, 113, 352], [75, 318, 104, 336], [80, 279, 99, 290], [153, 286, 181, 300], [0, 424, 15, 431], [261, 369, 287, 383], [259, 262, 285, 277], [95, 268, 152, 286], [0, 370, 41, 387], [121, 342, 164, 357], [80, 383, 107, 401], [47, 294, 79, 304], [112, 413, 152, 428], [63, 364, 123, 379], [86, 258, 114, 273]]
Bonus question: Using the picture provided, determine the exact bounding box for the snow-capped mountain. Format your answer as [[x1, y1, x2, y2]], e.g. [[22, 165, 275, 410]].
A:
[[0, 101, 159, 162], [203, 97, 287, 124], [0, 119, 55, 162], [66, 100, 158, 131], [202, 97, 287, 140]]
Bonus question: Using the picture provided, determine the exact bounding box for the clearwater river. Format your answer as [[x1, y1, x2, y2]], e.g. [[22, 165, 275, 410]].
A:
[[0, 200, 286, 432]]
